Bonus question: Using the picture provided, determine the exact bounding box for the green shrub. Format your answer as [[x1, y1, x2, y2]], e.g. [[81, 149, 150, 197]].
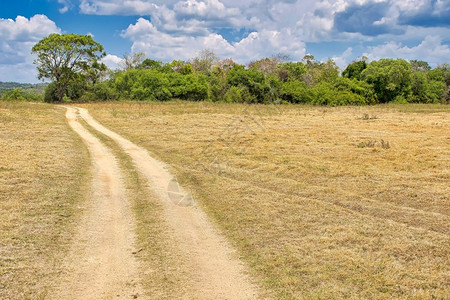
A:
[[44, 83, 59, 103], [1, 88, 42, 102], [280, 81, 312, 103]]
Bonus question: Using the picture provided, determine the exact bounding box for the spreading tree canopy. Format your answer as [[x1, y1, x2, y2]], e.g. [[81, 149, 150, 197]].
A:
[[32, 33, 105, 102]]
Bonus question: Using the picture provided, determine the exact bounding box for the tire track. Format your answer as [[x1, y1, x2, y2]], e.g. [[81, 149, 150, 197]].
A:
[[52, 107, 141, 299], [75, 106, 259, 300]]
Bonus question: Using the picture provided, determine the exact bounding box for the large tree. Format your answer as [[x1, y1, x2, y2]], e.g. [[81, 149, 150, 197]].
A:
[[32, 33, 105, 102], [361, 58, 411, 103]]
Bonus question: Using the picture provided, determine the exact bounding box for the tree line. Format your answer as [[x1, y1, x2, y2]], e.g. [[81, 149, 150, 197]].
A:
[[3, 34, 449, 105]]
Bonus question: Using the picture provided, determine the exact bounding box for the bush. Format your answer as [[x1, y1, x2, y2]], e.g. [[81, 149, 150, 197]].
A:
[[66, 80, 87, 100], [311, 82, 367, 106], [227, 65, 270, 103], [168, 73, 209, 101], [223, 85, 257, 103], [280, 81, 312, 103], [1, 88, 43, 102], [361, 59, 411, 103], [44, 83, 59, 103]]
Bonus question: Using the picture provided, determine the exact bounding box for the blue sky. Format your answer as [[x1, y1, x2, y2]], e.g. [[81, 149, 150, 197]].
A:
[[1, 0, 449, 83]]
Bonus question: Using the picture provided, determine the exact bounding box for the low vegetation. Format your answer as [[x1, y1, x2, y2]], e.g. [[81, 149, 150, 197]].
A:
[[0, 102, 90, 298], [55, 53, 450, 105], [82, 101, 449, 299]]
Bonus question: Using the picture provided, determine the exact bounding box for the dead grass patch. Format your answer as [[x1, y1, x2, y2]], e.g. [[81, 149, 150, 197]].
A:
[[82, 101, 449, 299], [0, 102, 90, 299]]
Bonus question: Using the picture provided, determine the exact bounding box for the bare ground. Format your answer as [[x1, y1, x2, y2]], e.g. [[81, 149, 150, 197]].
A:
[[56, 106, 259, 299], [52, 107, 142, 299]]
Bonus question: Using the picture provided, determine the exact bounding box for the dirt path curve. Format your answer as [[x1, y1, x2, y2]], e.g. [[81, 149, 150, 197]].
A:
[[53, 107, 142, 299], [76, 107, 259, 299]]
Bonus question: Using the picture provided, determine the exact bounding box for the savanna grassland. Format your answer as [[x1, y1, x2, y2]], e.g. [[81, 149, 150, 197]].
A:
[[0, 102, 90, 298], [81, 101, 449, 299]]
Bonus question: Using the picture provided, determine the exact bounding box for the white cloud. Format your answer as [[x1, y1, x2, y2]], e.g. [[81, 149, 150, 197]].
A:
[[58, 0, 72, 13], [331, 47, 353, 70], [173, 0, 240, 18], [121, 17, 306, 63], [363, 35, 450, 66], [79, 0, 159, 15], [102, 54, 123, 70], [0, 15, 60, 82], [121, 18, 234, 60], [234, 29, 306, 62]]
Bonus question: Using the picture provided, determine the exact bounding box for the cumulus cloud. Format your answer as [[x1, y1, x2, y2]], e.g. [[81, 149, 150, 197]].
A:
[[334, 2, 393, 36], [173, 0, 240, 19], [0, 15, 60, 82], [363, 35, 450, 66], [121, 17, 306, 63], [396, 0, 450, 27], [121, 17, 234, 60], [102, 54, 123, 70]]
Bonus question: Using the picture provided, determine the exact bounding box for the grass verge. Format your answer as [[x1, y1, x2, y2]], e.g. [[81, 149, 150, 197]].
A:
[[0, 102, 90, 299]]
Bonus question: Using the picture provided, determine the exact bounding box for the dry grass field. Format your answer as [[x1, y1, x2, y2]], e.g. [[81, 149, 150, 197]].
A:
[[0, 102, 90, 298], [82, 101, 449, 299]]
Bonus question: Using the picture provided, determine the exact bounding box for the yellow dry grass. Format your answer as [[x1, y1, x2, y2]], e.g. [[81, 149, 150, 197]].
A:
[[82, 101, 449, 299], [0, 102, 90, 299]]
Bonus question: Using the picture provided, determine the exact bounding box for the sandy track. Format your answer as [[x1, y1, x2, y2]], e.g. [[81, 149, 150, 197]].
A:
[[52, 107, 141, 299], [76, 107, 259, 299]]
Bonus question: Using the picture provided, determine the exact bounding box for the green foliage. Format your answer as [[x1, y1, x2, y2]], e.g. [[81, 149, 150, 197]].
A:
[[278, 62, 307, 81], [113, 68, 208, 101], [334, 77, 375, 102], [32, 33, 105, 102], [302, 59, 339, 86], [227, 65, 270, 103], [167, 73, 209, 101], [410, 60, 431, 73], [342, 60, 367, 80], [280, 81, 311, 103], [130, 69, 171, 101], [1, 88, 42, 101], [66, 77, 88, 100], [27, 39, 450, 105], [208, 69, 228, 102], [44, 82, 59, 103], [224, 85, 255, 103], [361, 59, 411, 103], [409, 71, 444, 103], [79, 81, 118, 102], [311, 82, 367, 106]]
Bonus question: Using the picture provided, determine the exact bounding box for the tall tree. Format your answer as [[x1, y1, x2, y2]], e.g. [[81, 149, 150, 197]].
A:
[[342, 60, 367, 80], [120, 52, 145, 70], [32, 33, 105, 102], [361, 58, 411, 103], [191, 50, 219, 75]]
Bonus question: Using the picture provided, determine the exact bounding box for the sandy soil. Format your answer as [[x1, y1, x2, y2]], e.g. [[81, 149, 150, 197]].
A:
[[52, 107, 142, 299]]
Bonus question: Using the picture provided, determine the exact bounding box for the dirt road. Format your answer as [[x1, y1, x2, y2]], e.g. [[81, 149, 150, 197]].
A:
[[52, 107, 142, 299], [56, 106, 259, 299]]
